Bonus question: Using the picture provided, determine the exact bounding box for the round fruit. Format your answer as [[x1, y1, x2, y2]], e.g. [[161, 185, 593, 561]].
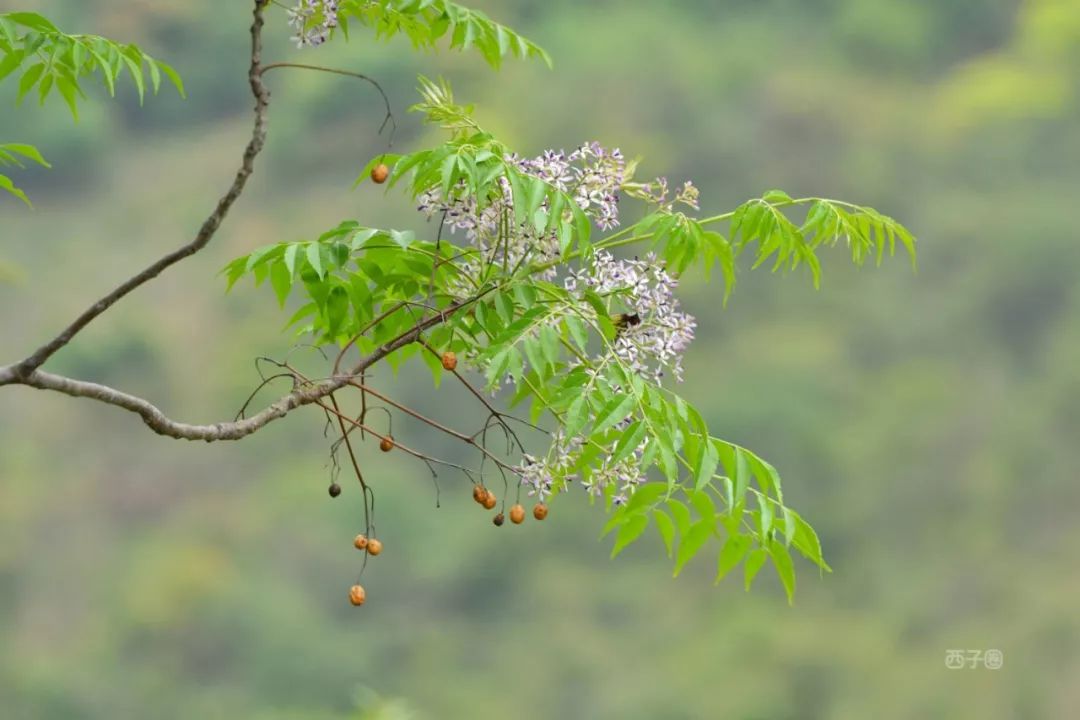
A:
[[379, 436, 394, 452], [509, 504, 525, 524], [482, 491, 497, 510], [441, 351, 458, 371], [349, 584, 366, 606], [493, 512, 505, 527], [353, 534, 368, 550], [533, 503, 548, 520], [370, 163, 389, 184], [367, 538, 384, 556], [472, 485, 487, 504], [328, 483, 342, 498]]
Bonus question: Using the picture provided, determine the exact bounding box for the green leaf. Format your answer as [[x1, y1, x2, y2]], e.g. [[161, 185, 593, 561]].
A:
[[610, 420, 646, 465], [283, 244, 299, 276], [564, 395, 589, 439], [744, 548, 768, 591], [16, 63, 44, 102], [0, 172, 31, 206], [591, 393, 635, 435], [305, 243, 325, 279], [623, 483, 667, 515], [653, 510, 675, 558], [790, 509, 830, 572], [694, 436, 719, 491], [762, 189, 793, 204], [5, 12, 59, 32], [1, 144, 49, 167], [673, 519, 714, 577], [715, 533, 751, 583], [768, 539, 797, 604], [667, 499, 692, 538], [611, 514, 648, 558], [157, 61, 185, 98]]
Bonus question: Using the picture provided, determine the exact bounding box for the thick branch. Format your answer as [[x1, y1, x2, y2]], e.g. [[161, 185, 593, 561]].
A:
[[6, 0, 271, 381], [2, 296, 476, 441]]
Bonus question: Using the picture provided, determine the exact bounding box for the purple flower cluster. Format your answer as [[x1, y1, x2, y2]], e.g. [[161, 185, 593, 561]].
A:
[[508, 142, 626, 231], [517, 427, 648, 505], [517, 454, 555, 501], [415, 142, 628, 292], [287, 0, 339, 48], [566, 251, 697, 382], [418, 176, 563, 287], [629, 177, 701, 213], [581, 439, 649, 506]]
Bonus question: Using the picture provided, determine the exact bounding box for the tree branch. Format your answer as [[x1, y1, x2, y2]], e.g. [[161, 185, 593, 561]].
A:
[[2, 295, 479, 442], [4, 0, 271, 381]]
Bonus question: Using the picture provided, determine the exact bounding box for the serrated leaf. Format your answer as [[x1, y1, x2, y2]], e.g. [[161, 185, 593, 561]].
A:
[[768, 540, 797, 604], [673, 519, 714, 576], [563, 394, 588, 439], [305, 243, 325, 279], [611, 514, 648, 558], [592, 393, 635, 436], [715, 533, 750, 583], [694, 436, 719, 491], [654, 510, 675, 558], [744, 548, 768, 591]]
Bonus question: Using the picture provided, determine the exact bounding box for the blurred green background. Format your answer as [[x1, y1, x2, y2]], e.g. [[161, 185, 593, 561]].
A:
[[3, 1, 1080, 718]]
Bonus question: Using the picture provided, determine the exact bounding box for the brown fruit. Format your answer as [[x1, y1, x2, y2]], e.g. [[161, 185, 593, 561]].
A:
[[509, 504, 525, 524], [328, 483, 342, 498], [367, 538, 383, 556], [533, 503, 548, 520], [370, 163, 389, 184], [493, 512, 505, 527], [349, 584, 366, 606], [380, 436, 394, 452], [472, 485, 487, 504], [441, 351, 458, 371], [353, 534, 369, 550], [482, 491, 497, 510]]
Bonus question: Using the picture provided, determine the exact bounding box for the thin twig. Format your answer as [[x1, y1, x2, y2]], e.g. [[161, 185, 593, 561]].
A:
[[260, 62, 396, 146], [4, 0, 272, 381]]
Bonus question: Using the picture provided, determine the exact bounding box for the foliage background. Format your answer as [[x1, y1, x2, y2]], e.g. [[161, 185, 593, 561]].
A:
[[2, 0, 1079, 718]]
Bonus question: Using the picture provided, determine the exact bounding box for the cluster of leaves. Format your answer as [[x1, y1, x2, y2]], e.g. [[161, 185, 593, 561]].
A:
[[1, 2, 913, 601], [334, 0, 551, 68], [0, 11, 182, 206], [0, 11, 184, 119], [227, 82, 915, 600]]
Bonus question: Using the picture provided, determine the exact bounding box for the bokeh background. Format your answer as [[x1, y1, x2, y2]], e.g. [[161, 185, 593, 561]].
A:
[[3, 1, 1080, 718]]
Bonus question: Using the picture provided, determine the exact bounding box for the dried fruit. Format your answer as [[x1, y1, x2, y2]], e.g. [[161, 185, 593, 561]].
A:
[[353, 534, 368, 550], [441, 351, 458, 371], [328, 483, 342, 498], [509, 504, 525, 524], [349, 584, 366, 606], [370, 163, 389, 184], [367, 538, 383, 556], [482, 490, 497, 510], [472, 485, 487, 504], [493, 512, 505, 527], [533, 503, 548, 520], [380, 436, 394, 452]]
